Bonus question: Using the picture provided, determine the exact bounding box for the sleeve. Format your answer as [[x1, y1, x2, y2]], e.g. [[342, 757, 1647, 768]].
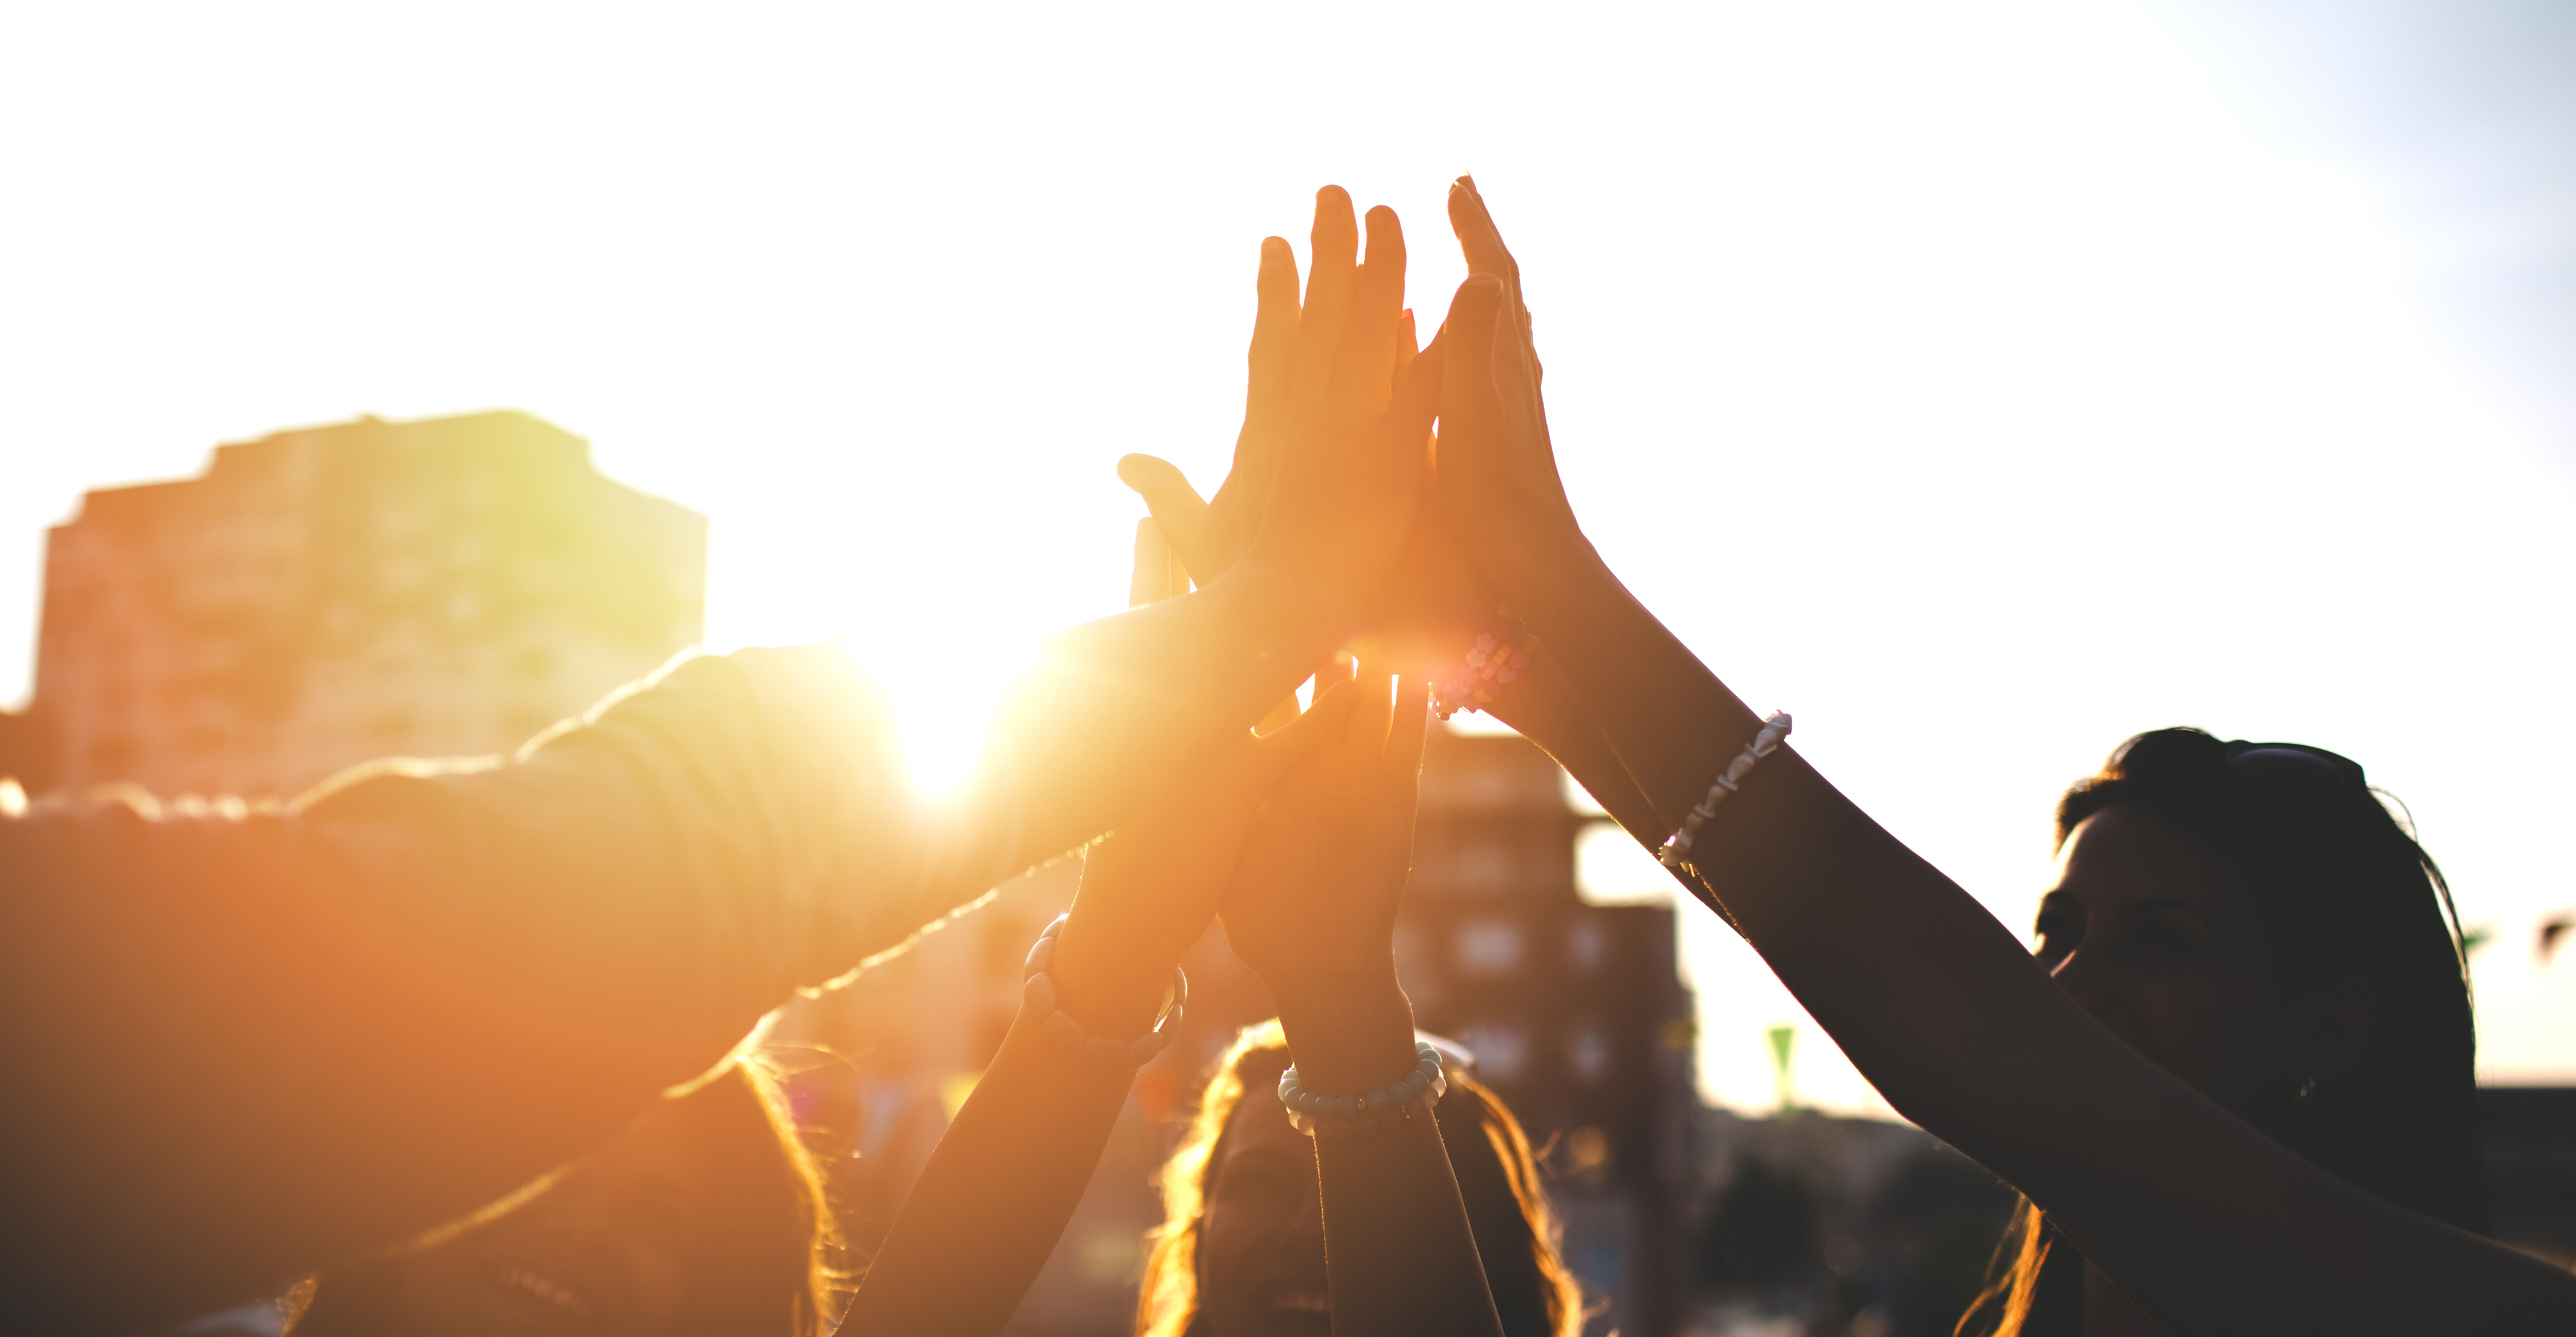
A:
[[0, 644, 1023, 1336]]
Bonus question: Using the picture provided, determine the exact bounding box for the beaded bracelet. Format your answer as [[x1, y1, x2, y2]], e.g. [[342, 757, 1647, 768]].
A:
[[1276, 1041, 1449, 1140], [1021, 915, 1188, 1069], [1657, 711, 1793, 877], [1431, 616, 1533, 721]]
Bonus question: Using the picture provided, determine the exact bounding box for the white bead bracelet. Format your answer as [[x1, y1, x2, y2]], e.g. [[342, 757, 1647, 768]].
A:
[[1021, 914, 1188, 1069], [1657, 711, 1792, 877], [1276, 1041, 1449, 1140]]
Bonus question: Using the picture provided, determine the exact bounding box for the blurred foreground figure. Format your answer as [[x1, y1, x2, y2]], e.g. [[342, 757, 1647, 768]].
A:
[[0, 182, 1450, 1334], [1137, 1022, 1584, 1337], [287, 1063, 831, 1337]]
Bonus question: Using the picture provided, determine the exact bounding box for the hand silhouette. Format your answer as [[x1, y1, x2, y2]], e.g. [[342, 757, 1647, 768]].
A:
[[1218, 672, 1432, 992], [1434, 176, 1584, 583], [1121, 186, 1444, 637], [1121, 193, 1508, 688]]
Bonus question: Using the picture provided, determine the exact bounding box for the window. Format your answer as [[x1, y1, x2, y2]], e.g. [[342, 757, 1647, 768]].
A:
[[1455, 917, 1525, 976], [1567, 1021, 1613, 1084], [1567, 919, 1608, 972], [1456, 1023, 1529, 1083]]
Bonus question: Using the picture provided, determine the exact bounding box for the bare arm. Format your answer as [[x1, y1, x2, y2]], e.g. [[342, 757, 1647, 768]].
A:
[[843, 696, 1348, 1336], [1221, 674, 1505, 1337], [1432, 176, 2576, 1334], [0, 186, 1441, 1334]]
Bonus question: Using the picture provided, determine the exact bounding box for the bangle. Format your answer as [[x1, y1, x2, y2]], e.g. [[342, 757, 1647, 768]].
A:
[[1276, 1041, 1448, 1140], [1020, 915, 1188, 1069], [1657, 711, 1792, 877], [1431, 614, 1533, 721]]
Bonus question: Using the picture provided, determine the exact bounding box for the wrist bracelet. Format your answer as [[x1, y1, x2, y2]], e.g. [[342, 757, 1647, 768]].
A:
[[1431, 613, 1533, 721], [1657, 711, 1792, 877], [1276, 1041, 1448, 1140], [1021, 915, 1188, 1069]]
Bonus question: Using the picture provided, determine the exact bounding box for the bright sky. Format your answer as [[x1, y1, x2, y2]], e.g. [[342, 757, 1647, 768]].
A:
[[3, 2, 2571, 1113]]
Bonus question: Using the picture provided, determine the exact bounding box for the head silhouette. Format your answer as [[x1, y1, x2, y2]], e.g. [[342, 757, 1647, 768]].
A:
[[1969, 727, 2481, 1335], [1138, 1021, 1584, 1337]]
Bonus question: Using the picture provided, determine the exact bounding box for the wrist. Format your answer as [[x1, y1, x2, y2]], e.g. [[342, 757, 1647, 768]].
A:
[[1047, 909, 1186, 1036], [1270, 965, 1419, 1093], [1485, 526, 1608, 620]]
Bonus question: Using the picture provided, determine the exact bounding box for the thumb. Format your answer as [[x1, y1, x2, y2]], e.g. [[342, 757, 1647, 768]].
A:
[[1117, 454, 1215, 578]]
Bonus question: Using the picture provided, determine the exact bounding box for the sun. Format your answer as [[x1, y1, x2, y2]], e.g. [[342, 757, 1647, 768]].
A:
[[840, 628, 1039, 797]]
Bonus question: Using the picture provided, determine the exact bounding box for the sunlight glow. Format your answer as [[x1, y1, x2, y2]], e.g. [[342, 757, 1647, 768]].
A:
[[842, 631, 1039, 797], [5, 1, 2571, 1113]]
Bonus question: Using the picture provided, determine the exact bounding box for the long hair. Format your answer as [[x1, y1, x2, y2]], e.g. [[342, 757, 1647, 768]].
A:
[[1136, 1020, 1584, 1337], [1960, 727, 2482, 1336], [288, 1060, 841, 1336]]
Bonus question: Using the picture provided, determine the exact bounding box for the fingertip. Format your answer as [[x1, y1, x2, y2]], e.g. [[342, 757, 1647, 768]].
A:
[[1114, 453, 1164, 490], [1364, 203, 1403, 240], [1313, 186, 1356, 235]]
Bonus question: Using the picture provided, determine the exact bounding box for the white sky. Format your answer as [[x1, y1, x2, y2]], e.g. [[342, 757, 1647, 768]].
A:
[[3, 1, 2570, 1113]]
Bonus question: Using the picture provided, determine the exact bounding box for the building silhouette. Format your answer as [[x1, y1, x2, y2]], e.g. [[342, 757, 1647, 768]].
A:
[[1402, 727, 1698, 1337], [24, 411, 704, 799]]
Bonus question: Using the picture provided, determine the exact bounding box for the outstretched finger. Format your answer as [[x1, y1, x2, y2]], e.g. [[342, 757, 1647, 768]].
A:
[[1449, 176, 1536, 357], [1245, 235, 1301, 433], [1341, 205, 1409, 402], [1447, 176, 1516, 285], [1116, 454, 1214, 580], [1289, 186, 1362, 422]]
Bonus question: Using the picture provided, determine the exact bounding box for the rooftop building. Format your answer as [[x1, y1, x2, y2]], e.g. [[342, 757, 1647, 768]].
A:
[[26, 410, 704, 799]]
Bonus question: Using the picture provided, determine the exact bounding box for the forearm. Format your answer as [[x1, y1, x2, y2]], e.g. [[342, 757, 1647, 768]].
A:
[[1492, 540, 2129, 1130], [1481, 643, 1667, 850], [1495, 547, 2576, 1332], [841, 1009, 1138, 1336], [1488, 538, 1764, 833], [1274, 974, 1506, 1337]]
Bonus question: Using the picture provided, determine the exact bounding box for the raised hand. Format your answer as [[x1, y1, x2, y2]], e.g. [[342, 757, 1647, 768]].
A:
[[1217, 671, 1433, 996], [1122, 319, 1504, 687], [1434, 176, 1585, 587], [1119, 186, 1670, 846], [1045, 525, 1353, 1031], [1116, 197, 1510, 688], [1121, 186, 1442, 637]]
